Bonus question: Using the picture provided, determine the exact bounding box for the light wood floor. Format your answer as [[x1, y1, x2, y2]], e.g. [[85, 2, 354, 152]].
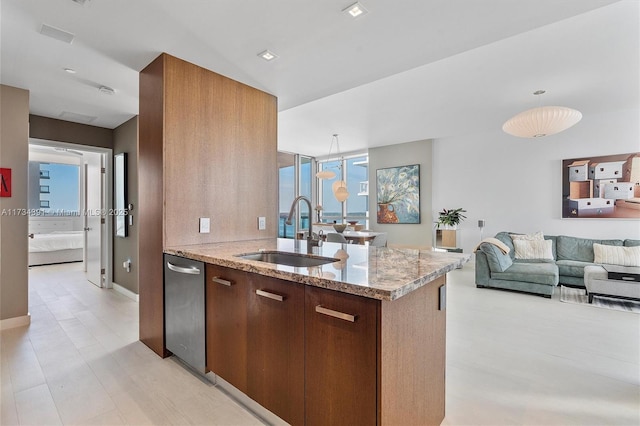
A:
[[1, 263, 638, 425]]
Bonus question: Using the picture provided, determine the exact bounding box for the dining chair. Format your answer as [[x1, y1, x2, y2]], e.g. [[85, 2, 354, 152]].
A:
[[326, 233, 349, 243], [369, 233, 387, 247]]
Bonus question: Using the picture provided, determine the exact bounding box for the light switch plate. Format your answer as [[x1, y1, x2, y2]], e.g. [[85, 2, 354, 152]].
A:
[[199, 217, 210, 233], [258, 216, 266, 230]]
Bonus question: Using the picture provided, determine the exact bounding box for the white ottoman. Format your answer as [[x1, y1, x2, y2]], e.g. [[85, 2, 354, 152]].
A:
[[584, 265, 640, 303]]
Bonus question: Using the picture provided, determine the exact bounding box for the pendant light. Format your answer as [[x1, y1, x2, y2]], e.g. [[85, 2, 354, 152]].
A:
[[331, 134, 349, 202], [334, 182, 349, 202], [316, 134, 338, 179], [502, 90, 582, 138]]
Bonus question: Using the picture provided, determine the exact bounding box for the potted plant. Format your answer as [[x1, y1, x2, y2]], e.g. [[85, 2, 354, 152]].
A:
[[435, 208, 466, 249], [436, 208, 467, 229]]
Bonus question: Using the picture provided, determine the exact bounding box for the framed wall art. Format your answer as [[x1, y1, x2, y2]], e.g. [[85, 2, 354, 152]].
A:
[[376, 164, 420, 224], [562, 152, 640, 219]]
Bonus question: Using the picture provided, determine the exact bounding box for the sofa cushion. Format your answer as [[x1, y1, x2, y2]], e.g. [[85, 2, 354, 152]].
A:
[[514, 239, 554, 260], [495, 232, 516, 260], [492, 263, 558, 286], [556, 235, 623, 262], [479, 242, 513, 272], [510, 231, 544, 241], [513, 258, 555, 264], [499, 232, 557, 260], [593, 243, 640, 267], [625, 239, 640, 247], [556, 259, 593, 278]]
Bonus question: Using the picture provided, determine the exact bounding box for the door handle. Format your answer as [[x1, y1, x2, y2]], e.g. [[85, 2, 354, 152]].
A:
[[84, 227, 91, 231], [315, 305, 356, 322], [256, 289, 284, 302], [167, 262, 201, 275], [211, 277, 232, 286]]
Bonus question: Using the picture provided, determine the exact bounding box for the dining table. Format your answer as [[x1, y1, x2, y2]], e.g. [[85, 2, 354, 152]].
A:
[[339, 230, 386, 245]]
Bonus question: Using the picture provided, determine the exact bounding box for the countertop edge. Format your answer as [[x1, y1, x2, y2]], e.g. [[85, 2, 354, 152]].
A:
[[164, 243, 471, 301]]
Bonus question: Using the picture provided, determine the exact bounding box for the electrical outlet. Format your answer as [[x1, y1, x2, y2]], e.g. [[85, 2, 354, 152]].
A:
[[199, 217, 210, 233], [258, 216, 266, 230]]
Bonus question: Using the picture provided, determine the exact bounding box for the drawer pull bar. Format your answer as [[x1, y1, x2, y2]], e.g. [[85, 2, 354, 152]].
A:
[[315, 305, 356, 322], [212, 277, 232, 286], [256, 289, 284, 302]]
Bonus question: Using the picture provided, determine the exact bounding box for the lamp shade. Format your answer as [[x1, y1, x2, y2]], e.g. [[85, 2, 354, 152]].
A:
[[502, 106, 582, 138], [332, 180, 346, 193], [334, 186, 349, 202], [316, 170, 336, 179]]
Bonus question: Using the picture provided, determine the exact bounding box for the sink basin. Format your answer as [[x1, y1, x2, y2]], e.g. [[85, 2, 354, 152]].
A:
[[237, 251, 338, 267]]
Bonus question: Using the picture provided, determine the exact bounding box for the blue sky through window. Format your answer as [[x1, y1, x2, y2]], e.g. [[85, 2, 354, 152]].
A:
[[43, 163, 79, 213]]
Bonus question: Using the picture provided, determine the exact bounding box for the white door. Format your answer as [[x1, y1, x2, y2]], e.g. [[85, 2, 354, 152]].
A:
[[84, 152, 103, 287]]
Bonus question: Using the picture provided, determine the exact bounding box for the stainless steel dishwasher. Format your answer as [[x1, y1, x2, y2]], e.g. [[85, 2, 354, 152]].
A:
[[164, 254, 206, 373]]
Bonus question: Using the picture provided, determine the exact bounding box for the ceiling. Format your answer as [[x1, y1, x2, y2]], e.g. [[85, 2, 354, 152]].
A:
[[2, 0, 637, 157]]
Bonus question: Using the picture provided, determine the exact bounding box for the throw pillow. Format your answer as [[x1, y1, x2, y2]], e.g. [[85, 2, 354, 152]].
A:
[[593, 243, 640, 267], [510, 231, 544, 241], [513, 239, 554, 260]]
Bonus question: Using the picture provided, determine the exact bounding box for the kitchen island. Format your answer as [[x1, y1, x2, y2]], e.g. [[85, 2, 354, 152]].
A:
[[165, 239, 470, 426]]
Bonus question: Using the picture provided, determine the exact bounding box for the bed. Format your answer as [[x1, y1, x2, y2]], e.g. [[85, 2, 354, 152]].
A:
[[28, 218, 84, 266]]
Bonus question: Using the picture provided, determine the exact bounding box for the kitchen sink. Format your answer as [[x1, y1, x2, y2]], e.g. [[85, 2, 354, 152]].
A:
[[236, 251, 338, 267]]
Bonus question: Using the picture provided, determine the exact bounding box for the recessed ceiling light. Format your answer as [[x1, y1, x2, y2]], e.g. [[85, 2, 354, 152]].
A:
[[39, 23, 75, 44], [342, 2, 368, 18], [257, 50, 278, 61], [99, 86, 116, 95], [64, 68, 76, 74]]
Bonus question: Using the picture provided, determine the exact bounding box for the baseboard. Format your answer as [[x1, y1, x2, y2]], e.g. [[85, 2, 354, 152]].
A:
[[112, 282, 139, 302], [206, 372, 288, 426], [0, 313, 31, 330]]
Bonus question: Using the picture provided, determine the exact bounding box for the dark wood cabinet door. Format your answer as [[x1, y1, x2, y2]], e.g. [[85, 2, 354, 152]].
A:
[[247, 276, 304, 425], [205, 264, 248, 393], [304, 286, 379, 426]]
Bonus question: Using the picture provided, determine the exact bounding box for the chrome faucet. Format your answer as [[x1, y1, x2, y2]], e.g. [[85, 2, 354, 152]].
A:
[[286, 196, 319, 252]]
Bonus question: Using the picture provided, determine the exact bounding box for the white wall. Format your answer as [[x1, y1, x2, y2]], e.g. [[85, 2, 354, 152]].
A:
[[433, 108, 640, 254]]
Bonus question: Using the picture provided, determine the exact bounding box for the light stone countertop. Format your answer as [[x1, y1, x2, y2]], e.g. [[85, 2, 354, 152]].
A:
[[165, 238, 471, 301]]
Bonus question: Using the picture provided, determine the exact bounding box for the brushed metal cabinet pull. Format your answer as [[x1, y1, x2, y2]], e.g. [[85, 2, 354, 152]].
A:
[[212, 277, 232, 286], [315, 305, 356, 322], [167, 262, 201, 275], [256, 289, 284, 302]]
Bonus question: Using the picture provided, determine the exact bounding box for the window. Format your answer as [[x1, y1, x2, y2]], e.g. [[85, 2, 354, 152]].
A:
[[28, 161, 80, 215], [278, 153, 313, 238], [319, 159, 342, 223], [318, 154, 369, 227]]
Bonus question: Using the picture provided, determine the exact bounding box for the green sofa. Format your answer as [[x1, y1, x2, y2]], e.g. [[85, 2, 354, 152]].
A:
[[475, 232, 639, 298]]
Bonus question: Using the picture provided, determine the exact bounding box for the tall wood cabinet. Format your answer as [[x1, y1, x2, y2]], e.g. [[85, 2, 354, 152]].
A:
[[138, 53, 277, 356]]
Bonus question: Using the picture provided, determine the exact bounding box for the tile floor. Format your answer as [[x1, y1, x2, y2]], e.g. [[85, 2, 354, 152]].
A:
[[1, 263, 638, 425]]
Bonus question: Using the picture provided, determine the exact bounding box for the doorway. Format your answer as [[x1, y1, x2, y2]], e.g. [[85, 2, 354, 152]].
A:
[[28, 139, 113, 288]]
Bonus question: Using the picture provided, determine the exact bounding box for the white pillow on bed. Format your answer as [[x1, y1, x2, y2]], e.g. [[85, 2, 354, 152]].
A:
[[593, 243, 640, 267], [514, 239, 554, 260]]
